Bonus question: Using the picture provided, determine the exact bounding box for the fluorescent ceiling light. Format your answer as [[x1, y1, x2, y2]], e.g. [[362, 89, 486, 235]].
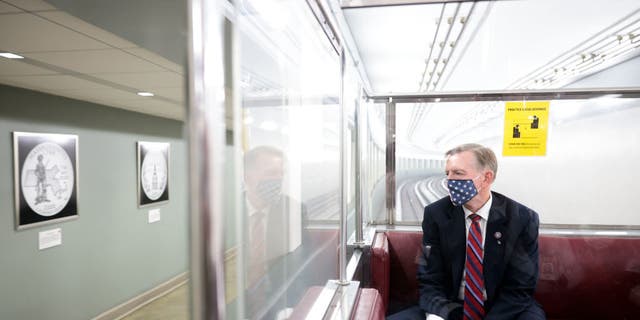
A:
[[137, 92, 154, 97], [0, 52, 24, 59]]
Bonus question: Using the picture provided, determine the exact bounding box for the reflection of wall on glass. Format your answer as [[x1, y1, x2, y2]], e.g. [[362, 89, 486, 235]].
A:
[[137, 141, 170, 207], [13, 132, 79, 230]]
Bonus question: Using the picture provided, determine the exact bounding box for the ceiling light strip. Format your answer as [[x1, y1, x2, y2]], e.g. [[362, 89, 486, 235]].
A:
[[419, 4, 447, 91], [424, 3, 461, 91], [408, 4, 447, 139], [508, 9, 640, 89], [431, 1, 475, 91], [438, 0, 493, 91]]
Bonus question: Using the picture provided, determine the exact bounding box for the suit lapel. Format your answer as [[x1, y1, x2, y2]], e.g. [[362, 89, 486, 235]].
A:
[[484, 192, 508, 302], [445, 204, 466, 295]]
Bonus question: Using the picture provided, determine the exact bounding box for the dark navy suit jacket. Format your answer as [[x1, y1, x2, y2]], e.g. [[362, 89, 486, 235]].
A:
[[418, 191, 540, 320]]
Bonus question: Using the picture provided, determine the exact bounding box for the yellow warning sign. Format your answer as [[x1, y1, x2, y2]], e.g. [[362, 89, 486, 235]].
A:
[[503, 101, 549, 156]]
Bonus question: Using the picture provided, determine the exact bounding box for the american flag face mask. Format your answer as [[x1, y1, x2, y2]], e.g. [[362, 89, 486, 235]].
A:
[[447, 176, 479, 206]]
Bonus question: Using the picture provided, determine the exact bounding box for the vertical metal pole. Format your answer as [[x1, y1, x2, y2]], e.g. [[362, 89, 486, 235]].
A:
[[226, 11, 245, 320], [354, 88, 364, 245], [386, 99, 396, 225], [188, 0, 227, 318], [338, 47, 349, 285]]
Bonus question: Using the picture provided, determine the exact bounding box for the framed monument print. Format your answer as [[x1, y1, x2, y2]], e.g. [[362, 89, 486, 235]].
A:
[[137, 141, 169, 207], [13, 132, 79, 230]]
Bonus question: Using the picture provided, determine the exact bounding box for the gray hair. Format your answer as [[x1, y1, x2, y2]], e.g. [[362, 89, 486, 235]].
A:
[[244, 145, 284, 172], [445, 143, 498, 177]]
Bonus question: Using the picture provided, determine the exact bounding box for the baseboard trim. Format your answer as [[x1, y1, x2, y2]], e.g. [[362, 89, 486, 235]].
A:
[[92, 272, 189, 320]]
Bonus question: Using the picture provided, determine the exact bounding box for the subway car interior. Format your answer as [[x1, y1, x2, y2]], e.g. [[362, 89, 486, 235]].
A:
[[1, 0, 640, 319]]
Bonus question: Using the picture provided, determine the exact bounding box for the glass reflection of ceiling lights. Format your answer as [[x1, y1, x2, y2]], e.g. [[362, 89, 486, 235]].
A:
[[237, 0, 340, 104], [410, 6, 640, 148], [418, 2, 475, 93], [509, 9, 640, 90], [406, 1, 475, 143]]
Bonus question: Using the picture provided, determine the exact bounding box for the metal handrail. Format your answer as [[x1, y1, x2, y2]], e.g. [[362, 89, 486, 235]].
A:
[[369, 87, 640, 103]]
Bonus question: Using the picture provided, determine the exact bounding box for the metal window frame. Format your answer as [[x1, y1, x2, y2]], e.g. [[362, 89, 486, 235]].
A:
[[372, 86, 640, 228], [370, 87, 640, 104], [187, 0, 230, 319]]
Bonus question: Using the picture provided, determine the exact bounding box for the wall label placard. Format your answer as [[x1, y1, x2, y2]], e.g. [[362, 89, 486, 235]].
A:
[[503, 101, 549, 156], [148, 208, 161, 223], [39, 228, 62, 250]]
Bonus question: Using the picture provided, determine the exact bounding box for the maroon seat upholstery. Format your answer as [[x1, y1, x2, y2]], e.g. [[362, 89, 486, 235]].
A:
[[385, 231, 423, 314], [371, 230, 390, 311], [536, 236, 640, 319], [352, 288, 385, 320], [370, 230, 640, 318]]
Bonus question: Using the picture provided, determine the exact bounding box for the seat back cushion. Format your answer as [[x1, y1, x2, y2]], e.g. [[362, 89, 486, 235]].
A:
[[536, 235, 640, 319], [352, 288, 385, 320], [371, 232, 390, 310], [386, 231, 423, 313]]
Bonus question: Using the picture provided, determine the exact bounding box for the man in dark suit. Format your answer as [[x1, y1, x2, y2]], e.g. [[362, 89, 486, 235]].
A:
[[242, 146, 310, 319], [390, 143, 544, 320]]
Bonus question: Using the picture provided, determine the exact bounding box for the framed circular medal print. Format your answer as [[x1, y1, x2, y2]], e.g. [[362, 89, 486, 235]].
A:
[[137, 141, 170, 207], [13, 132, 79, 230]]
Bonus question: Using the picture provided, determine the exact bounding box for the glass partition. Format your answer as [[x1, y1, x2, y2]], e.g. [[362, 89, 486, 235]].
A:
[[361, 102, 387, 223], [395, 96, 640, 227], [223, 1, 343, 318], [344, 56, 360, 243]]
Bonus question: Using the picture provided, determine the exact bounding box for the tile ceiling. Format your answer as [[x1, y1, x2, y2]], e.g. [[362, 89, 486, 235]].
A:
[[0, 0, 185, 120]]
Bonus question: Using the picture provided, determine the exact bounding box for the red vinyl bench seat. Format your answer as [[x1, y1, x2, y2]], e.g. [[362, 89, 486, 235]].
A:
[[370, 230, 640, 319]]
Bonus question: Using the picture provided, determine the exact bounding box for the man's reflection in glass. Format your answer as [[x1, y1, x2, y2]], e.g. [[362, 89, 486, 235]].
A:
[[243, 146, 308, 319]]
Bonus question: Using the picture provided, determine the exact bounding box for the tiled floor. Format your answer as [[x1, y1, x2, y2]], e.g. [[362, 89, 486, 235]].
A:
[[122, 283, 189, 320]]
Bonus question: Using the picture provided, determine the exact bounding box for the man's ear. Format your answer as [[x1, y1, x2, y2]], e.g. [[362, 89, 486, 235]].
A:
[[484, 170, 495, 185]]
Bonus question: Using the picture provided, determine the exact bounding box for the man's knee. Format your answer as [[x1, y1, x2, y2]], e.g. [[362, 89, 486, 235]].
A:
[[516, 302, 546, 320]]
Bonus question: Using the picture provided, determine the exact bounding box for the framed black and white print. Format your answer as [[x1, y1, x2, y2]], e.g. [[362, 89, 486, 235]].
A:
[[13, 132, 79, 230], [137, 141, 169, 207]]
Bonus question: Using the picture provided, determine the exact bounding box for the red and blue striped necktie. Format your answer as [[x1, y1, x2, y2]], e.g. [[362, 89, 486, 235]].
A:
[[463, 213, 485, 320]]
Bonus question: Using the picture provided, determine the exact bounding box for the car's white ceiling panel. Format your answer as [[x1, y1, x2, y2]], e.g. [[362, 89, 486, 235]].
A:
[[344, 4, 444, 93], [344, 0, 640, 93], [443, 0, 640, 92]]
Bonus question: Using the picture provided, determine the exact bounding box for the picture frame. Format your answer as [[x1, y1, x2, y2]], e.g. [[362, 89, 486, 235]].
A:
[[137, 141, 170, 207], [13, 132, 79, 230]]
